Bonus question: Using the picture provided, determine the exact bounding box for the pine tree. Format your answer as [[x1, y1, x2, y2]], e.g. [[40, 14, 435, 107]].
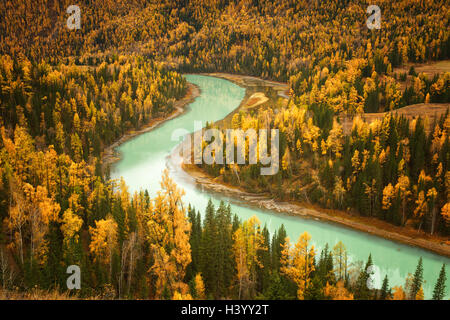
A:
[[271, 224, 287, 273], [280, 232, 315, 299], [317, 243, 334, 285], [200, 199, 217, 297], [355, 254, 373, 299], [410, 257, 424, 300], [186, 206, 202, 280], [379, 275, 391, 300], [216, 201, 234, 298], [304, 275, 325, 300], [257, 225, 272, 294], [432, 264, 447, 300]]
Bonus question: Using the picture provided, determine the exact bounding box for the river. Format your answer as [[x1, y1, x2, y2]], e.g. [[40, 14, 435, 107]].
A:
[[111, 74, 450, 299]]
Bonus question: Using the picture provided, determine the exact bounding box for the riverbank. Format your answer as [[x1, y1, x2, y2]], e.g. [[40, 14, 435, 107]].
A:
[[182, 162, 450, 257], [179, 73, 450, 258], [205, 72, 290, 99], [102, 82, 200, 170]]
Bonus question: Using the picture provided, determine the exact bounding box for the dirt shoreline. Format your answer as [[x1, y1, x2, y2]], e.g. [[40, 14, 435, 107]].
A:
[[102, 82, 200, 170], [179, 73, 450, 258], [182, 163, 450, 258]]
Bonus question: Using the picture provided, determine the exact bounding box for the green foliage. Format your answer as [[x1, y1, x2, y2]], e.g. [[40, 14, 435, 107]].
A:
[[432, 264, 447, 300], [354, 254, 374, 300], [379, 275, 391, 300]]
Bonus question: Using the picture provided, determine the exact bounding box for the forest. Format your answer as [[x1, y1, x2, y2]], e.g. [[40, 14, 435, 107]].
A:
[[0, 0, 448, 300]]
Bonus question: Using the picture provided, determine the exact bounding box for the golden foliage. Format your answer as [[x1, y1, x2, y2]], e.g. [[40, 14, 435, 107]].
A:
[[233, 215, 265, 299], [324, 281, 354, 300], [89, 217, 118, 265], [148, 170, 191, 299], [280, 232, 315, 300], [392, 286, 406, 300]]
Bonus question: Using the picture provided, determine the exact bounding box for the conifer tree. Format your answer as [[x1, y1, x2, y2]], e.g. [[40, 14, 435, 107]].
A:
[[200, 199, 217, 296], [271, 224, 287, 273], [432, 264, 447, 300], [216, 201, 234, 298], [379, 275, 391, 300], [410, 257, 424, 300], [186, 206, 201, 281], [354, 254, 374, 300]]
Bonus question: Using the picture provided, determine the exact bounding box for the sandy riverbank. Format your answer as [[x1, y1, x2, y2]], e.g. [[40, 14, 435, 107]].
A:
[[102, 82, 200, 169], [179, 73, 450, 258]]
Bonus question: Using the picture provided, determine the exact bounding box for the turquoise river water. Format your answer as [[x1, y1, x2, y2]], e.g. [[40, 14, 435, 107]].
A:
[[111, 75, 449, 299]]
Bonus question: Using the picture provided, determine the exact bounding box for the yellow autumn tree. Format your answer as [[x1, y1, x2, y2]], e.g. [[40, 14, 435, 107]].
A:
[[280, 232, 315, 299], [332, 241, 348, 281], [324, 280, 353, 300], [332, 178, 346, 208], [17, 183, 59, 265], [173, 291, 193, 300], [60, 208, 83, 259], [233, 215, 265, 299], [427, 188, 438, 234], [326, 119, 344, 158], [193, 273, 206, 299], [441, 203, 450, 224], [1, 127, 62, 265], [382, 183, 395, 210], [148, 170, 191, 299], [395, 175, 411, 225], [281, 147, 291, 175], [414, 191, 427, 217], [89, 217, 118, 280], [415, 286, 424, 300], [392, 286, 406, 300], [351, 150, 360, 176], [6, 180, 28, 265]]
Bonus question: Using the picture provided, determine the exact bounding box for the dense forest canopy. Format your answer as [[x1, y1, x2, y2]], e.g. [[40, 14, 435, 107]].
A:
[[0, 0, 448, 300]]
